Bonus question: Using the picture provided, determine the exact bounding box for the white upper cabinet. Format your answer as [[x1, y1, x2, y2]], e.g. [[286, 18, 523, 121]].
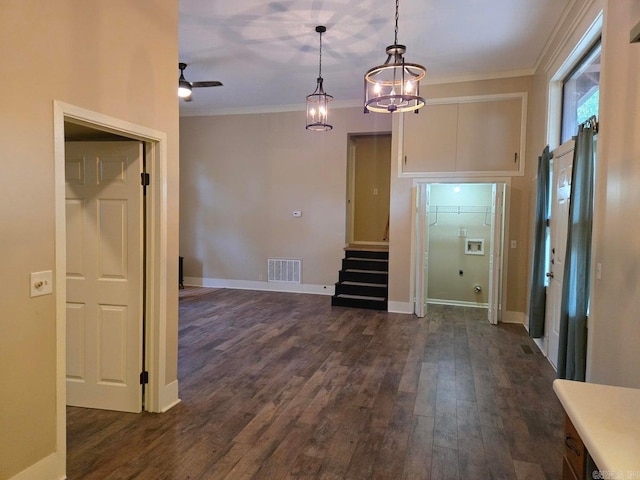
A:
[[400, 93, 527, 177]]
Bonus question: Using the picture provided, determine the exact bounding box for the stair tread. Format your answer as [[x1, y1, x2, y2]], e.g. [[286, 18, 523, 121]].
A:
[[340, 281, 388, 288], [344, 269, 389, 274], [335, 294, 386, 301], [345, 257, 388, 262]]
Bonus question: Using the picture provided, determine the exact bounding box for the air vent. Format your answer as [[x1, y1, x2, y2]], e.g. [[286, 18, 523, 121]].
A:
[[268, 258, 301, 283]]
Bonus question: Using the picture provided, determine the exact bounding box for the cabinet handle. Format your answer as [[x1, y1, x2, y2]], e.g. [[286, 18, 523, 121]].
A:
[[565, 434, 581, 457], [404, 155, 407, 165], [514, 152, 518, 163]]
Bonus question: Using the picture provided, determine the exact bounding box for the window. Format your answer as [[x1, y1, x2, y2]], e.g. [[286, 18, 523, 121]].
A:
[[561, 40, 601, 144]]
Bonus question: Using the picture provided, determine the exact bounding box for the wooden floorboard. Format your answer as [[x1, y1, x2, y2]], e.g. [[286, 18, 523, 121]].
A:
[[67, 288, 565, 479]]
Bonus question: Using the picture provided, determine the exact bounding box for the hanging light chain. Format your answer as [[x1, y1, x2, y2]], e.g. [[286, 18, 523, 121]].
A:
[[394, 0, 399, 45], [318, 28, 323, 78]]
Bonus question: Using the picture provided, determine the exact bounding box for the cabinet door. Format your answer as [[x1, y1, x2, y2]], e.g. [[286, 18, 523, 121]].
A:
[[402, 103, 458, 172], [456, 98, 522, 173], [564, 415, 587, 479]]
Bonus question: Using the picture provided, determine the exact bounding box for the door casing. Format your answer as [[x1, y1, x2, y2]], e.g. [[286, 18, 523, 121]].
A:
[[412, 178, 509, 322], [52, 101, 173, 474]]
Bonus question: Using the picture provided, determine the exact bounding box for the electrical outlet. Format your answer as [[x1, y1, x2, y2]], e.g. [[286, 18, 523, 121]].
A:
[[30, 270, 53, 297]]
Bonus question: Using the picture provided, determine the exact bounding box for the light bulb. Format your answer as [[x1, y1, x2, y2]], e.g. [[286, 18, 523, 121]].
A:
[[406, 81, 413, 93], [319, 106, 326, 116], [374, 82, 382, 94]]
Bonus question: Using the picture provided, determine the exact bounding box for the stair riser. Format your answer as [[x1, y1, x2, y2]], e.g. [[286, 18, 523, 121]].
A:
[[331, 295, 387, 311], [339, 270, 388, 284], [345, 250, 389, 260], [335, 283, 387, 298], [342, 258, 388, 271]]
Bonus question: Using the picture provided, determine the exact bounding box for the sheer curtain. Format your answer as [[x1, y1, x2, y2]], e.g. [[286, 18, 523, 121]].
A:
[[557, 120, 596, 381], [528, 147, 551, 338]]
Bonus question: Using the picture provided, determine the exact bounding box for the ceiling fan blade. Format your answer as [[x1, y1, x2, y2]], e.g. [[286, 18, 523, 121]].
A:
[[192, 81, 223, 88]]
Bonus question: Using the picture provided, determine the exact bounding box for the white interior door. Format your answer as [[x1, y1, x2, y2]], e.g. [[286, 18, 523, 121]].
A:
[[547, 140, 575, 369], [65, 141, 143, 413], [488, 183, 505, 325], [414, 183, 429, 317]]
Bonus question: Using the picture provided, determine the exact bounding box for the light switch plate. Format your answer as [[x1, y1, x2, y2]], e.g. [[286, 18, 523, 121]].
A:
[[30, 270, 53, 297]]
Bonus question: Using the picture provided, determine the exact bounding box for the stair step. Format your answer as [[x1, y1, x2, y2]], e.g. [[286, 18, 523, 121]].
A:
[[342, 258, 389, 271], [341, 281, 388, 288], [331, 294, 387, 311], [339, 269, 388, 284], [345, 249, 389, 260], [335, 294, 385, 301], [345, 257, 388, 262], [333, 248, 390, 311], [344, 268, 389, 274], [335, 281, 387, 297]]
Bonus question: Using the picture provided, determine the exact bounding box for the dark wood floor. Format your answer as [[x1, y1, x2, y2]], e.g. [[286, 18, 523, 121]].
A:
[[67, 288, 565, 479]]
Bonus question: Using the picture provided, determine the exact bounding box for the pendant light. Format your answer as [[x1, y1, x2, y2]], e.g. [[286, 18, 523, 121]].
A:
[[306, 26, 333, 131], [363, 0, 426, 113]]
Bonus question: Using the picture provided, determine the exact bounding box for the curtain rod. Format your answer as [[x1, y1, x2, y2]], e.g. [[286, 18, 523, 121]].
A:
[[580, 115, 599, 134]]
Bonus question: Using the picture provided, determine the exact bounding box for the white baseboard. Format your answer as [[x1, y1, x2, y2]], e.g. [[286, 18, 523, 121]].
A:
[[158, 380, 181, 413], [388, 301, 414, 314], [9, 452, 65, 480], [185, 277, 335, 296]]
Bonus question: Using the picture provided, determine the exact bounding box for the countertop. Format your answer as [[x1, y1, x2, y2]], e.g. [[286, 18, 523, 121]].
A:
[[553, 379, 640, 476]]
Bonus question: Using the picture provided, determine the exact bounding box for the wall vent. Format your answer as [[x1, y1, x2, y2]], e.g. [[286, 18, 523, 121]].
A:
[[267, 258, 301, 283]]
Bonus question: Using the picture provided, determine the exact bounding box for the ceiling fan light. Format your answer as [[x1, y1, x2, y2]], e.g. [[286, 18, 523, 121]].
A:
[[178, 77, 192, 98]]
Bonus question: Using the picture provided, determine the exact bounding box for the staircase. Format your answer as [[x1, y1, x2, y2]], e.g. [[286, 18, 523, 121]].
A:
[[331, 248, 388, 311]]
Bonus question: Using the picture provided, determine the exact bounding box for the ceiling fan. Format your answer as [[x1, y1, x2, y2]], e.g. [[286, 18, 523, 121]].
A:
[[178, 62, 223, 101]]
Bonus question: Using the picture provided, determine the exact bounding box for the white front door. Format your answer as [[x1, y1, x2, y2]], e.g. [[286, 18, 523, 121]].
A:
[[65, 141, 144, 413], [547, 140, 575, 369]]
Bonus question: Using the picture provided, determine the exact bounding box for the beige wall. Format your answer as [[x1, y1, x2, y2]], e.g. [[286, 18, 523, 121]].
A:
[[179, 108, 391, 287], [388, 76, 534, 315], [588, 0, 640, 388], [0, 2, 179, 478]]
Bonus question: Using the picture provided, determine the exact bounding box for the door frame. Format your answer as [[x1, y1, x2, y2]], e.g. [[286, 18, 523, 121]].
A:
[[411, 177, 511, 321], [53, 101, 171, 462]]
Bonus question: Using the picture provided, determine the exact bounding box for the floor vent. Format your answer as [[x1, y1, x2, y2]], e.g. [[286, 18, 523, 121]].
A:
[[268, 258, 301, 283]]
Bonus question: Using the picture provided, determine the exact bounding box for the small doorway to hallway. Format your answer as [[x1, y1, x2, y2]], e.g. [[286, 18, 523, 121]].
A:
[[346, 133, 391, 248]]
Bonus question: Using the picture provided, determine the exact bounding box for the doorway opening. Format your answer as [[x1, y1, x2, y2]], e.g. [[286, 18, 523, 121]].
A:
[[53, 101, 173, 472], [414, 181, 506, 323], [346, 133, 392, 248]]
